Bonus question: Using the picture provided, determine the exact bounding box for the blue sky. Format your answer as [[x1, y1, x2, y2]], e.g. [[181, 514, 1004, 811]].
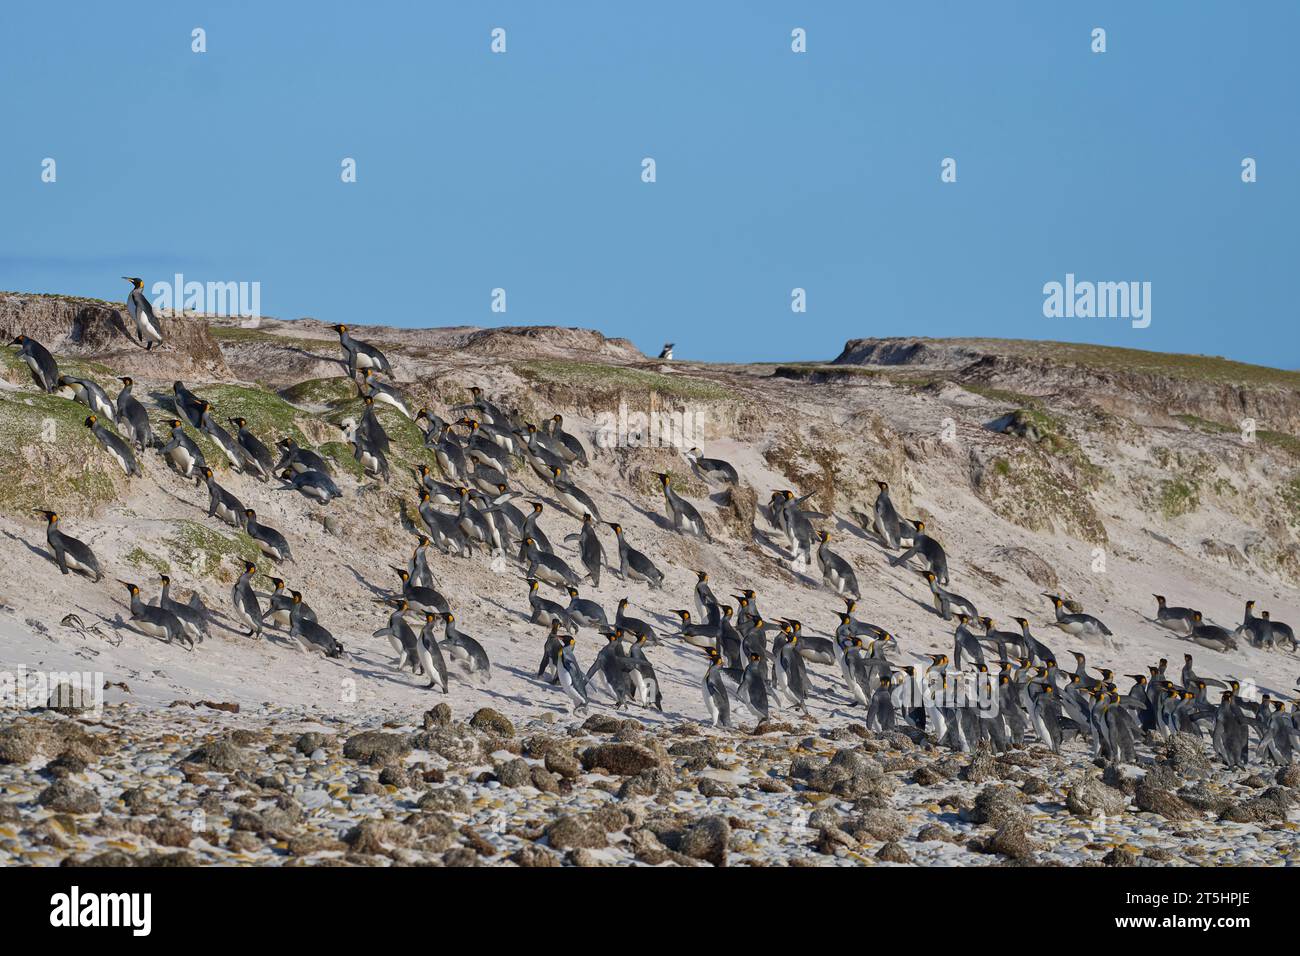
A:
[[1, 1, 1296, 367]]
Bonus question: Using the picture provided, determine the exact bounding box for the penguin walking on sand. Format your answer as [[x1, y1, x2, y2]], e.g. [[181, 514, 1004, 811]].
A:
[[115, 378, 154, 451], [262, 577, 312, 630], [122, 277, 163, 349], [619, 633, 664, 711], [231, 561, 262, 639], [244, 509, 292, 563], [923, 571, 977, 621], [563, 513, 605, 587], [737, 652, 771, 728], [537, 619, 569, 685], [889, 518, 949, 583], [607, 522, 665, 589], [374, 599, 424, 675], [9, 335, 59, 392], [556, 635, 590, 714], [417, 613, 449, 692], [563, 585, 608, 633], [156, 573, 209, 644], [84, 414, 139, 476], [438, 612, 491, 681], [551, 468, 602, 523], [390, 566, 450, 617], [121, 581, 189, 647], [585, 627, 633, 707], [289, 591, 344, 658], [1153, 594, 1197, 635], [279, 467, 341, 504], [868, 480, 908, 550], [197, 467, 245, 529], [36, 511, 101, 581], [815, 530, 859, 599], [1046, 595, 1113, 643], [546, 415, 588, 467], [684, 447, 738, 486], [519, 536, 582, 590], [702, 647, 732, 728]]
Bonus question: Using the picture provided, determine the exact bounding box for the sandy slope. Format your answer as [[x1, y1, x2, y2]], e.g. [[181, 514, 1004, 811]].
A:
[[1, 330, 1297, 732]]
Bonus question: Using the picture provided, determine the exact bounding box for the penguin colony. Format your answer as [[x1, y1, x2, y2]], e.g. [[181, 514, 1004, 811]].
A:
[[8, 282, 1299, 774]]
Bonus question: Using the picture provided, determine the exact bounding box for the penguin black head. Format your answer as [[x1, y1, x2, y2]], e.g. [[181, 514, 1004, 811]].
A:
[[425, 612, 436, 624], [230, 417, 246, 428], [83, 415, 96, 427], [876, 479, 889, 491], [1262, 611, 1271, 620], [1192, 611, 1203, 623], [280, 469, 295, 481], [271, 577, 285, 589], [694, 570, 708, 582], [607, 522, 622, 534], [671, 609, 690, 622], [817, 530, 829, 542], [565, 585, 579, 598], [291, 590, 303, 604], [527, 578, 539, 591], [10, 335, 26, 346], [980, 616, 993, 629], [706, 647, 720, 661], [913, 519, 926, 532], [36, 510, 58, 524], [203, 467, 214, 479], [122, 581, 140, 596], [1153, 594, 1165, 604], [332, 324, 347, 334], [169, 419, 183, 429], [244, 508, 256, 519], [119, 376, 133, 386], [655, 472, 670, 486], [529, 501, 543, 513], [581, 512, 593, 524], [445, 612, 455, 623], [721, 605, 733, 618], [122, 277, 144, 289], [243, 561, 257, 574], [159, 573, 170, 585]]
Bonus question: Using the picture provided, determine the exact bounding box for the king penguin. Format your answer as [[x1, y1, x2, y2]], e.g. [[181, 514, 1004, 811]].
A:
[[122, 277, 163, 349]]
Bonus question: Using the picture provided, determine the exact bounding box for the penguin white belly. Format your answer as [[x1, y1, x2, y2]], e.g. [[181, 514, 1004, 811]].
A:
[[702, 684, 720, 725], [354, 352, 376, 370], [138, 315, 162, 343], [108, 446, 132, 475], [214, 501, 239, 525], [64, 553, 94, 574], [629, 669, 648, 704], [135, 619, 171, 639], [269, 608, 291, 628], [359, 450, 381, 473]]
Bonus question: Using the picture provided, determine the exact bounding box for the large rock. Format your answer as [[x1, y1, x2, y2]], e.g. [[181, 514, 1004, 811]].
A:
[[183, 738, 250, 772], [469, 708, 515, 738], [581, 742, 664, 776], [678, 815, 730, 867], [1066, 777, 1128, 818], [968, 784, 1024, 826], [343, 731, 410, 763], [1133, 782, 1199, 822], [544, 814, 608, 851], [37, 780, 100, 814]]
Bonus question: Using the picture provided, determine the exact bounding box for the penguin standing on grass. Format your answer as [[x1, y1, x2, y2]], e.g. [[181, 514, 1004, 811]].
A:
[[84, 414, 139, 476], [115, 378, 154, 451], [122, 277, 163, 349], [10, 335, 59, 392]]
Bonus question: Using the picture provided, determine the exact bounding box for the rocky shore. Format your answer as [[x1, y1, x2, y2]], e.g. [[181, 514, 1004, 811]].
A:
[[2, 703, 1296, 867]]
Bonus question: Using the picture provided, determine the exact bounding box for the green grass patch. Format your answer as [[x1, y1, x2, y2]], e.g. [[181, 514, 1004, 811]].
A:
[[1260, 430, 1300, 458], [1159, 478, 1200, 519], [161, 519, 261, 583], [203, 383, 309, 445], [318, 441, 367, 479], [960, 382, 1042, 407], [0, 391, 122, 515], [515, 360, 736, 401], [279, 377, 359, 408], [209, 325, 335, 350], [124, 546, 169, 577]]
